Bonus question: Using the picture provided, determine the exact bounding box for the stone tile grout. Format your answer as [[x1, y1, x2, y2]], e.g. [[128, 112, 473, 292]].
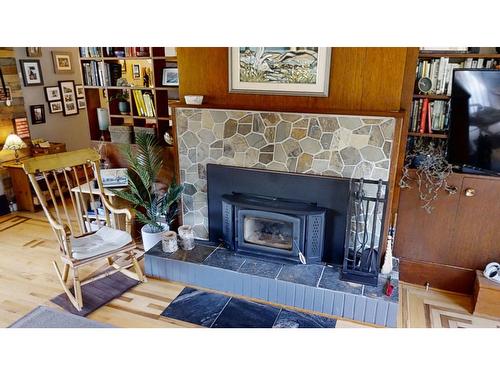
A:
[[316, 265, 326, 288], [209, 296, 233, 328]]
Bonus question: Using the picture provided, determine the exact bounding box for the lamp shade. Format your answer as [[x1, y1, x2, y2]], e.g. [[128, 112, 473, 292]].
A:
[[3, 134, 27, 151]]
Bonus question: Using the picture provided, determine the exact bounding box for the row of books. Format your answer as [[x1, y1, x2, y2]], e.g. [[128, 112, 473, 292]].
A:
[[409, 98, 450, 133], [416, 58, 498, 96], [79, 47, 101, 58], [133, 90, 156, 117], [82, 61, 122, 86]]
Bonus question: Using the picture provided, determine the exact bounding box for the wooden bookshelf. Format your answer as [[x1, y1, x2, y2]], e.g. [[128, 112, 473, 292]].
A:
[[419, 52, 500, 59], [406, 49, 500, 159], [413, 94, 450, 100], [78, 47, 179, 146], [407, 132, 448, 139]]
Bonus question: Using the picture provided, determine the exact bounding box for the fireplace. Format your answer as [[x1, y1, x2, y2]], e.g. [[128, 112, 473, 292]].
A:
[[222, 193, 326, 263], [207, 164, 350, 264]]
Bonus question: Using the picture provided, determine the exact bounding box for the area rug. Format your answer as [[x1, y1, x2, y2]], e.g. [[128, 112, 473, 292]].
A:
[[9, 306, 113, 328], [51, 271, 139, 316], [161, 287, 337, 328]]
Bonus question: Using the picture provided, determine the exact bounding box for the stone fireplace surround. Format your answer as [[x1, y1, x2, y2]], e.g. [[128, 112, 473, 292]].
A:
[[176, 107, 395, 239]]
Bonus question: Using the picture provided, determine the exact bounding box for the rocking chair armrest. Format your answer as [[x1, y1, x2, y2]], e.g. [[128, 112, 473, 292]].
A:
[[98, 193, 134, 234]]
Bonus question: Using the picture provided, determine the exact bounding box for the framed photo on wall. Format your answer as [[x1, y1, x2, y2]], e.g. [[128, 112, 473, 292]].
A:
[[49, 101, 63, 113], [77, 98, 86, 109], [51, 51, 73, 74], [19, 59, 44, 86], [162, 68, 179, 86], [75, 84, 84, 98], [30, 104, 46, 124], [44, 86, 61, 101], [228, 47, 331, 96], [26, 47, 42, 57], [59, 80, 79, 116]]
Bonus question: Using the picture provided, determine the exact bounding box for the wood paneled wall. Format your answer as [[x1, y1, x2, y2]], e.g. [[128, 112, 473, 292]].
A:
[[177, 47, 418, 114]]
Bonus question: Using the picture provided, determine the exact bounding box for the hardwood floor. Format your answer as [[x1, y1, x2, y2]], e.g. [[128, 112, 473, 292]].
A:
[[0, 211, 365, 328]]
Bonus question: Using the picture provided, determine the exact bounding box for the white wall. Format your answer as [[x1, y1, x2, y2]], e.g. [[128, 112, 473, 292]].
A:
[[15, 47, 90, 151]]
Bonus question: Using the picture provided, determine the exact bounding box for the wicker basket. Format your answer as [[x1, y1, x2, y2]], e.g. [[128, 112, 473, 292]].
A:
[[134, 126, 156, 138], [109, 125, 133, 144]]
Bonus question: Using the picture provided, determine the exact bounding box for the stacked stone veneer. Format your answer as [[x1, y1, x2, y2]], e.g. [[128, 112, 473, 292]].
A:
[[176, 108, 395, 239]]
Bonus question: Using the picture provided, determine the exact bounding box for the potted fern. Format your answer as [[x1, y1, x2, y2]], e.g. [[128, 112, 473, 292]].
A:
[[112, 132, 183, 250]]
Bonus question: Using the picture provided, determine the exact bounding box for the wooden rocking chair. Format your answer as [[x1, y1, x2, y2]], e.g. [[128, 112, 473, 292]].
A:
[[23, 148, 146, 311]]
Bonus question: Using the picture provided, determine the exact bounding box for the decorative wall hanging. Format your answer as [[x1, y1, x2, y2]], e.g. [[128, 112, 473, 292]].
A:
[[49, 101, 63, 113], [75, 84, 84, 98], [228, 47, 331, 96], [59, 80, 79, 116], [77, 98, 86, 109], [19, 59, 44, 86], [51, 50, 73, 74], [44, 86, 61, 101], [13, 117, 30, 139], [30, 104, 46, 125], [26, 47, 42, 57]]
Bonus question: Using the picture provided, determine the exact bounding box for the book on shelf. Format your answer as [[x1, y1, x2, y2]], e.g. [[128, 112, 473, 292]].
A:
[[80, 47, 101, 58], [81, 62, 122, 86], [409, 98, 450, 133], [132, 90, 156, 117], [416, 57, 498, 96]]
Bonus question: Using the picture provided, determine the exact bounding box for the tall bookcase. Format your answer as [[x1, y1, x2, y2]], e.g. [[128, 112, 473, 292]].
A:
[[78, 47, 179, 146], [405, 50, 500, 158]]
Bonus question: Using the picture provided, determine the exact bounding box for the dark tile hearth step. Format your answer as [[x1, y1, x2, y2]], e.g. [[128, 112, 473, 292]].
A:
[[146, 241, 398, 327], [161, 287, 337, 328]]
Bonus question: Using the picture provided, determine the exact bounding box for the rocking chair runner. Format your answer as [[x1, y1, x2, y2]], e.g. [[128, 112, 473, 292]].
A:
[[23, 148, 146, 311]]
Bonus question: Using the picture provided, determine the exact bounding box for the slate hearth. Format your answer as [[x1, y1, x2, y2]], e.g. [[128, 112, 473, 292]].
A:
[[146, 242, 398, 327], [162, 287, 337, 328]]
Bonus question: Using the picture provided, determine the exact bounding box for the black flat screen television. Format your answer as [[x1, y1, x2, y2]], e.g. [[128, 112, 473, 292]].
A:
[[448, 69, 500, 175]]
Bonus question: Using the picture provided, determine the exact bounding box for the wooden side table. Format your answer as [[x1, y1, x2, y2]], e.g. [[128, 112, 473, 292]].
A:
[[473, 270, 500, 319]]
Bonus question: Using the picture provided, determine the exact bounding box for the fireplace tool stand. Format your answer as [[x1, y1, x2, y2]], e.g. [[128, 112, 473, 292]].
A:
[[340, 178, 388, 286]]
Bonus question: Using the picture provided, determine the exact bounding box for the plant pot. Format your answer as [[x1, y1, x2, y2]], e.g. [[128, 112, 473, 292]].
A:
[[118, 101, 130, 115], [141, 223, 169, 251]]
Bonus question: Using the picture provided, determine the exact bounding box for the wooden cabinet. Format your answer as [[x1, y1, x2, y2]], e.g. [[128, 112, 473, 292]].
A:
[[395, 171, 500, 293], [31, 142, 66, 156]]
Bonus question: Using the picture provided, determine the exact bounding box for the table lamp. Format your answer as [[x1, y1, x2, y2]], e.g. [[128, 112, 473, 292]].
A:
[[3, 134, 27, 164]]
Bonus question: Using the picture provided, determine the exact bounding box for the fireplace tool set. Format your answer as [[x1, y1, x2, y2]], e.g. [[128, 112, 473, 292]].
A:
[[341, 178, 388, 286]]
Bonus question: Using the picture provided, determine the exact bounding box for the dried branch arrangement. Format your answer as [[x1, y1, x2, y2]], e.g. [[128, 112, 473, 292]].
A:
[[400, 139, 456, 213]]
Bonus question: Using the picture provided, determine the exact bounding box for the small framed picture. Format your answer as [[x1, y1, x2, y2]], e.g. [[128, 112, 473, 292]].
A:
[[26, 47, 42, 57], [19, 59, 44, 86], [162, 68, 179, 86], [30, 104, 46, 124], [51, 51, 73, 74], [77, 98, 86, 109], [132, 64, 141, 79], [75, 84, 84, 98], [49, 101, 63, 113], [44, 86, 61, 101], [59, 80, 79, 116]]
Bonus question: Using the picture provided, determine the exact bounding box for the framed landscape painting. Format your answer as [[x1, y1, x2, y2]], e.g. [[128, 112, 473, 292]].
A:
[[228, 47, 331, 96]]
